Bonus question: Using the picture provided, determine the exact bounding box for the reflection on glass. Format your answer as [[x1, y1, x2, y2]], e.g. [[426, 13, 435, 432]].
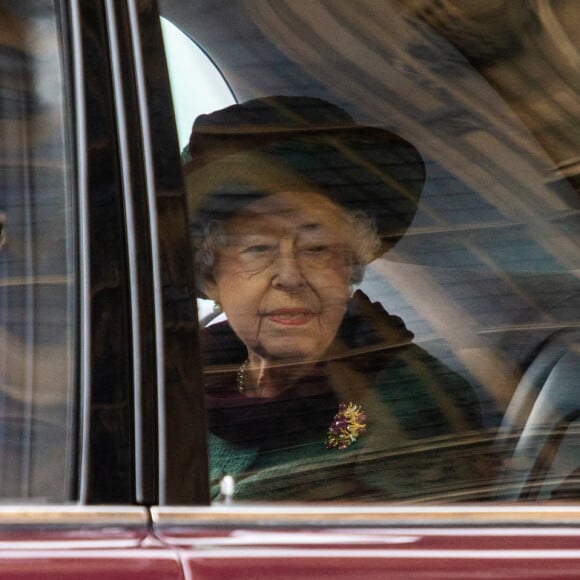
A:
[[160, 0, 580, 503], [160, 16, 235, 150], [0, 3, 75, 501]]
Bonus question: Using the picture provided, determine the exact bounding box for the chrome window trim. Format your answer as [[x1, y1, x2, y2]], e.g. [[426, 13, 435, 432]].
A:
[[67, 0, 140, 503], [152, 505, 580, 527], [68, 0, 92, 504], [126, 0, 167, 505], [0, 506, 148, 527], [104, 0, 144, 504]]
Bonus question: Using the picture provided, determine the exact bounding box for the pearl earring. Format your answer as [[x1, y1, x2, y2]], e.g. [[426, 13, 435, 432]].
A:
[[213, 301, 222, 314]]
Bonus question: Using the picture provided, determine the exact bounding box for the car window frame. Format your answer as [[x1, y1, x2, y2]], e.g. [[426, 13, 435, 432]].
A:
[[135, 0, 580, 526], [66, 0, 140, 504], [125, 0, 209, 505]]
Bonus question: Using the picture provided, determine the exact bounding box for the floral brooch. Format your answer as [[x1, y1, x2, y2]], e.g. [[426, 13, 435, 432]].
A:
[[325, 402, 367, 450]]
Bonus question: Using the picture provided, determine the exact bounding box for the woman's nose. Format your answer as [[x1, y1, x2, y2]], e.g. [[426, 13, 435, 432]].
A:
[[271, 247, 305, 289]]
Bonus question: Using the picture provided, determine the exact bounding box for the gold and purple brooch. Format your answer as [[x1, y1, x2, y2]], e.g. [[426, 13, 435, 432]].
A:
[[325, 402, 367, 450]]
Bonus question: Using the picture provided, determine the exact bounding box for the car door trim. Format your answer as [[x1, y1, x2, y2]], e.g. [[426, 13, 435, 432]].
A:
[[152, 505, 580, 527], [0, 506, 149, 528]]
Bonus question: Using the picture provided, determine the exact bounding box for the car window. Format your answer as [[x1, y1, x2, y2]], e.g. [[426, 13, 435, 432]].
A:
[[160, 16, 236, 326], [159, 0, 580, 504], [0, 2, 75, 501], [160, 16, 235, 151]]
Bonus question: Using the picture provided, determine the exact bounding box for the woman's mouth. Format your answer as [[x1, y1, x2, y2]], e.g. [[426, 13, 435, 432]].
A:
[[265, 309, 316, 326]]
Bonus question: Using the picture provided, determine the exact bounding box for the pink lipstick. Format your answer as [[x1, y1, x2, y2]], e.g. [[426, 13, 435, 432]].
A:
[[266, 308, 315, 326]]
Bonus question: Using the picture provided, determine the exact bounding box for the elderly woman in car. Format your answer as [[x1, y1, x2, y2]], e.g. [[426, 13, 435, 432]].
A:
[[184, 96, 484, 501]]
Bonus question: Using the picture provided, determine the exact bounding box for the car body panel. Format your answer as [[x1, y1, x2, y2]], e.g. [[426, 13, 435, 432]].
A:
[[153, 506, 580, 578], [0, 508, 183, 579], [160, 528, 580, 579], [0, 534, 182, 580]]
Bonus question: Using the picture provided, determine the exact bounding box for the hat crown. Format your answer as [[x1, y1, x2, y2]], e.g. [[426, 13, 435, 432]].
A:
[[186, 95, 425, 261], [191, 96, 355, 137]]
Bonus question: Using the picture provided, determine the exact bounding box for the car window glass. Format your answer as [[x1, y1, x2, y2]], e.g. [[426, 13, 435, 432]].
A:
[[159, 0, 580, 504], [160, 15, 235, 325], [0, 2, 75, 501], [161, 16, 235, 150]]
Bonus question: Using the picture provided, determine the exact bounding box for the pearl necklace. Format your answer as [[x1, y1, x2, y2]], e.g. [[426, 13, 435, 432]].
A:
[[237, 359, 249, 393]]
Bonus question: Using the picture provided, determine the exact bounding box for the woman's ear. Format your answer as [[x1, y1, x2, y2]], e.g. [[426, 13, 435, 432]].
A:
[[203, 276, 220, 303]]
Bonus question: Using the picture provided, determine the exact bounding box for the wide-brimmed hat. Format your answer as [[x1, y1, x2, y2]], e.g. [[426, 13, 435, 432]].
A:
[[184, 96, 425, 256]]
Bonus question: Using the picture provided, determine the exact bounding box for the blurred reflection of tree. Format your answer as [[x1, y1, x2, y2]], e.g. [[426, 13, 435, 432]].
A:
[[406, 0, 580, 179]]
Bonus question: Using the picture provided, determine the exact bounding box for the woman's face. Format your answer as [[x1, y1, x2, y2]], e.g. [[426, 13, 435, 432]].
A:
[[205, 191, 354, 362]]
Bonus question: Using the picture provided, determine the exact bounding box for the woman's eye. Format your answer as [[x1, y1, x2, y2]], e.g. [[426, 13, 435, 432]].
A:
[[242, 244, 273, 254], [303, 245, 331, 254]]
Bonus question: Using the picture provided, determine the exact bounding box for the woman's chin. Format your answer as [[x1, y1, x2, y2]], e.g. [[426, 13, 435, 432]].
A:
[[251, 341, 326, 364]]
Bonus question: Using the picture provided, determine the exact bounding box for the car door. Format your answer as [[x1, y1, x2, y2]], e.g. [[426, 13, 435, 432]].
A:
[[0, 1, 186, 576], [140, 1, 580, 578]]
